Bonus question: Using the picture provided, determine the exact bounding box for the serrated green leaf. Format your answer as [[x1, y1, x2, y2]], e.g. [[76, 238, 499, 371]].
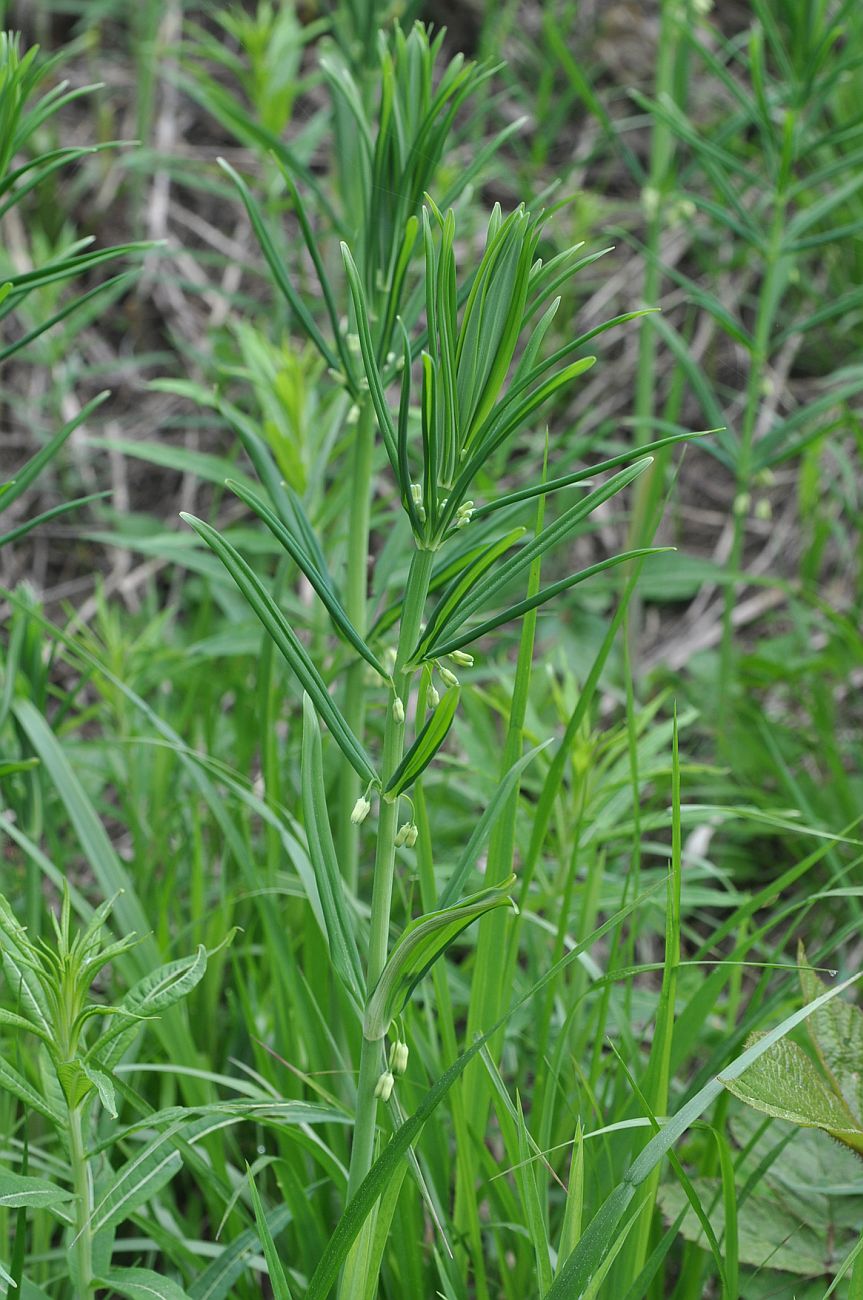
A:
[[363, 878, 516, 1039], [181, 512, 376, 784], [799, 945, 863, 1122], [301, 695, 365, 1010], [722, 1033, 863, 1143], [384, 687, 459, 798]]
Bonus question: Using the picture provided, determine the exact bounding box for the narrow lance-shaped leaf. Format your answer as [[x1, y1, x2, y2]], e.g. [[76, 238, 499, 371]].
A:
[[226, 479, 388, 679], [181, 513, 376, 785], [218, 159, 344, 380], [430, 460, 654, 652], [364, 878, 517, 1040], [0, 1170, 73, 1211], [384, 687, 459, 799], [246, 1167, 295, 1300], [411, 527, 525, 663], [428, 547, 673, 660], [341, 242, 399, 471], [301, 695, 366, 1010]]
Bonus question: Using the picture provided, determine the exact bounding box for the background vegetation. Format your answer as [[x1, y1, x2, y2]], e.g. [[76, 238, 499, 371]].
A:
[[0, 0, 861, 1296]]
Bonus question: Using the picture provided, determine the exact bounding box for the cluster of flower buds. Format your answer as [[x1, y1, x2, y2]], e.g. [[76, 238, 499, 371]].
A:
[[374, 1037, 410, 1103], [450, 650, 473, 667], [455, 500, 474, 528], [394, 821, 418, 847], [410, 483, 426, 522]]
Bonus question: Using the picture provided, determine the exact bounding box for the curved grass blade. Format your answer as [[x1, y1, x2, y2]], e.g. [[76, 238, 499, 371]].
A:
[[181, 513, 376, 785], [1, 392, 109, 514], [0, 491, 110, 550], [97, 1269, 191, 1300]]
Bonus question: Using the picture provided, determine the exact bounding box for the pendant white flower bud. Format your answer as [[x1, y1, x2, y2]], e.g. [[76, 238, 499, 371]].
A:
[[439, 666, 459, 688], [392, 697, 405, 723], [427, 683, 440, 708], [374, 1070, 395, 1102], [450, 650, 474, 667], [404, 823, 418, 847], [389, 1040, 409, 1076], [351, 795, 371, 824]]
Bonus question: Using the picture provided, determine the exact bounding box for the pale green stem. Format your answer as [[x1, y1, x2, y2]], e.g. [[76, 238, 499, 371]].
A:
[[337, 402, 375, 890], [69, 1104, 93, 1295], [347, 546, 435, 1201]]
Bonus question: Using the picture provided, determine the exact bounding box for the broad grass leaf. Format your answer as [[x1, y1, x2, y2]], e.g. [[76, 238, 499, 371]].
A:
[[94, 946, 210, 1069], [0, 1170, 72, 1212], [363, 878, 517, 1040], [98, 1268, 192, 1299]]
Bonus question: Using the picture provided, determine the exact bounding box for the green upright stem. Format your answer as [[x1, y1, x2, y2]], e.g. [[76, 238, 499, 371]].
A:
[[69, 1104, 93, 1295], [337, 402, 375, 890], [347, 546, 435, 1201]]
